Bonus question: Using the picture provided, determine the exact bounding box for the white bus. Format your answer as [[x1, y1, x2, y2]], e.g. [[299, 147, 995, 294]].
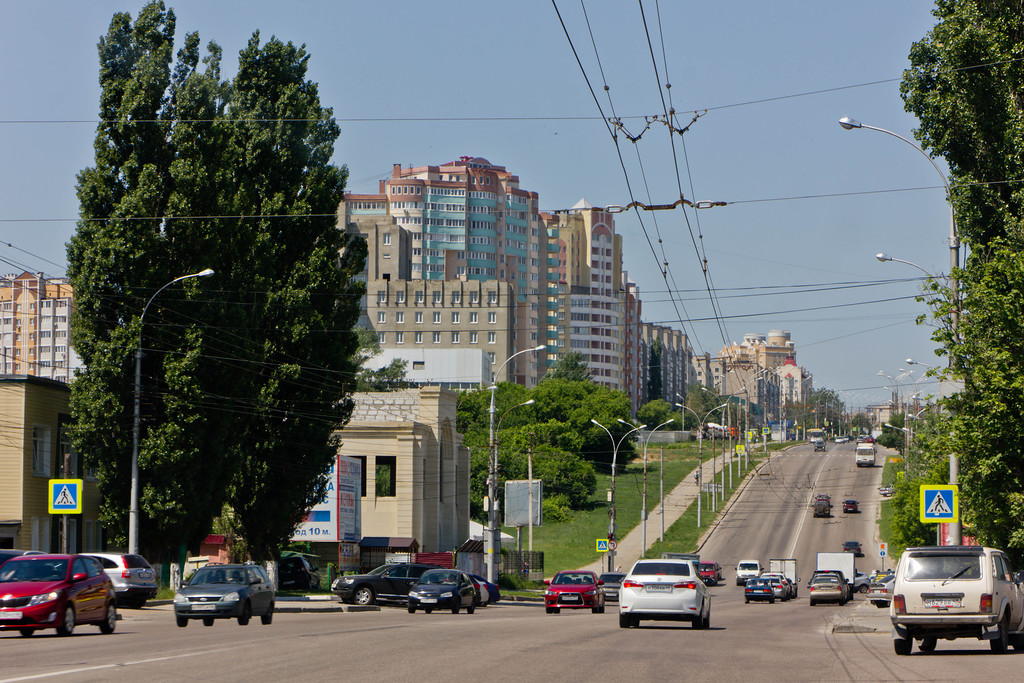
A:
[[855, 443, 876, 467]]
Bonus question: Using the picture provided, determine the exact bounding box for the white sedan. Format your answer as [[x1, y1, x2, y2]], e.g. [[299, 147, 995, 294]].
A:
[[618, 558, 711, 629]]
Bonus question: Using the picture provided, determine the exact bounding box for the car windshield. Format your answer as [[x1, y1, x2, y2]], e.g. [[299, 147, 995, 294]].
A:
[[553, 572, 594, 585], [738, 563, 758, 571], [599, 573, 625, 583], [418, 570, 460, 585], [190, 567, 248, 585], [632, 562, 690, 577], [904, 555, 982, 582], [0, 558, 68, 582]]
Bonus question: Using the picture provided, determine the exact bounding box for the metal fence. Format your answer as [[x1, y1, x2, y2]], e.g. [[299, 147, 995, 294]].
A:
[[501, 550, 544, 579]]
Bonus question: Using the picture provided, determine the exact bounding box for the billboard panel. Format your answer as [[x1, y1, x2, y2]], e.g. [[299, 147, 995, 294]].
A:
[[504, 480, 542, 528], [290, 455, 363, 543]]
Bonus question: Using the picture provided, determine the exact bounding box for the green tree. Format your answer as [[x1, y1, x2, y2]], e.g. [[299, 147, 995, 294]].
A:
[[647, 338, 663, 401], [901, 0, 1024, 560], [68, 2, 365, 561], [877, 413, 906, 454], [542, 351, 592, 382], [352, 327, 410, 391], [637, 398, 678, 431]]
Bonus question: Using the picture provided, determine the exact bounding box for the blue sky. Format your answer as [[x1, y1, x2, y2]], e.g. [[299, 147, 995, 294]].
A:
[[0, 1, 951, 409]]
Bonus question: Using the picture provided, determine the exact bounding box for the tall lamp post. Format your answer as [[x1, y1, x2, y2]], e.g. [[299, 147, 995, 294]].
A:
[[129, 268, 214, 556], [591, 419, 646, 572], [640, 420, 674, 556], [841, 115, 961, 545], [486, 344, 544, 583], [675, 402, 727, 527]]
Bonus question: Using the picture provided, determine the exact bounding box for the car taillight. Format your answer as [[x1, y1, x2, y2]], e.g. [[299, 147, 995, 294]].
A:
[[622, 580, 643, 589], [980, 594, 993, 613], [893, 594, 906, 614], [674, 582, 697, 590], [122, 570, 130, 579]]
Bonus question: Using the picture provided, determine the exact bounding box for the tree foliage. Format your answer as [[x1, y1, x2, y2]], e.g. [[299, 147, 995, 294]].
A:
[[68, 2, 364, 561], [541, 351, 592, 383], [638, 399, 679, 431], [901, 0, 1024, 560], [646, 338, 663, 401]]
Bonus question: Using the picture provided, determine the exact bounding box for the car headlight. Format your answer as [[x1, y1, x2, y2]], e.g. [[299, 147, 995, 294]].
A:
[[545, 590, 555, 596], [222, 591, 240, 602], [408, 591, 419, 598], [173, 592, 188, 604], [27, 591, 59, 606], [583, 590, 596, 596], [440, 592, 453, 598]]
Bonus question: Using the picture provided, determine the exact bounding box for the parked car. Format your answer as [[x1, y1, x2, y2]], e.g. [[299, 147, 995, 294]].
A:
[[278, 555, 319, 591], [173, 563, 275, 627], [735, 559, 762, 586], [891, 545, 1024, 655], [879, 485, 895, 497], [697, 562, 723, 586], [544, 570, 605, 614], [331, 563, 438, 606], [598, 572, 626, 601], [619, 558, 710, 628], [0, 554, 117, 637], [85, 552, 158, 608], [843, 540, 864, 557], [467, 574, 489, 605], [744, 578, 775, 604], [842, 499, 859, 513], [469, 573, 500, 605], [0, 549, 45, 569], [867, 573, 895, 608], [808, 575, 845, 606], [406, 569, 477, 614]]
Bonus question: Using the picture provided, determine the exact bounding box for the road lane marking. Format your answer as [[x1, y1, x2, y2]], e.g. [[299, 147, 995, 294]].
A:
[[0, 647, 238, 682], [785, 448, 835, 558]]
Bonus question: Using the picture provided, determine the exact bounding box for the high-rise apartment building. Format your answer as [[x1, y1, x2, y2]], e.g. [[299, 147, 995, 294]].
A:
[[640, 323, 690, 409], [0, 272, 80, 383]]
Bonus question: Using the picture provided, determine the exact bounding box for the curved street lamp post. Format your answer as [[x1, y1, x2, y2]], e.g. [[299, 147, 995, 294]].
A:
[[675, 401, 727, 527], [129, 268, 214, 556], [591, 419, 646, 572], [640, 420, 674, 556]]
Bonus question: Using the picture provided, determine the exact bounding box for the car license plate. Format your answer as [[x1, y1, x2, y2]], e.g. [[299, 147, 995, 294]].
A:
[[420, 598, 437, 604], [0, 611, 23, 620], [646, 584, 672, 592], [924, 597, 961, 608], [561, 594, 580, 601], [192, 604, 217, 611], [139, 571, 153, 579]]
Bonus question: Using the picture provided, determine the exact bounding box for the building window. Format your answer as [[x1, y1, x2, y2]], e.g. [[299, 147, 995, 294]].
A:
[[470, 292, 480, 304], [451, 331, 460, 344], [32, 425, 51, 477], [415, 332, 423, 344], [396, 291, 406, 304], [488, 332, 496, 344], [470, 331, 478, 344], [432, 332, 441, 344], [433, 292, 442, 304], [470, 312, 478, 324], [396, 331, 405, 344], [375, 456, 397, 497], [377, 311, 386, 324], [415, 312, 423, 324], [378, 333, 386, 344], [415, 291, 425, 303], [488, 312, 497, 324], [377, 291, 387, 304], [433, 312, 441, 324], [383, 233, 392, 245], [488, 291, 497, 304], [396, 311, 404, 324], [452, 292, 461, 304], [451, 312, 460, 324]]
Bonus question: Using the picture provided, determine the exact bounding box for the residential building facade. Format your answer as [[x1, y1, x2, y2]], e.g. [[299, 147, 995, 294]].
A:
[[640, 322, 690, 408], [0, 272, 81, 383]]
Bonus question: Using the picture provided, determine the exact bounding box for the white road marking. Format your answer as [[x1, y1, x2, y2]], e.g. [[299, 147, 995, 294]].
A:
[[0, 647, 238, 682]]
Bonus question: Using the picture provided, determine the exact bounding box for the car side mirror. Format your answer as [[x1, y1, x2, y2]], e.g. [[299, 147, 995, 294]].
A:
[[597, 580, 604, 586], [543, 579, 551, 585], [72, 572, 88, 583]]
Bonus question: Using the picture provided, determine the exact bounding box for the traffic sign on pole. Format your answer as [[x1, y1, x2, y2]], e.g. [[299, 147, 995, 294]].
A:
[[48, 479, 83, 514], [596, 539, 609, 552], [879, 542, 887, 558], [920, 485, 958, 523]]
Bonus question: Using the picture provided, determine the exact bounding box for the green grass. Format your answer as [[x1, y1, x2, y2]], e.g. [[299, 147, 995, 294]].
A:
[[511, 441, 789, 575], [878, 454, 902, 551]]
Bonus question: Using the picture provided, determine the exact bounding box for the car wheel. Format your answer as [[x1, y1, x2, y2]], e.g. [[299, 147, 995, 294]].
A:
[[176, 616, 189, 628], [744, 597, 749, 604], [893, 637, 912, 656], [261, 603, 274, 625], [619, 613, 631, 629], [918, 637, 937, 652], [546, 606, 554, 614], [1010, 634, 1024, 651], [353, 586, 375, 606], [99, 601, 117, 634], [809, 599, 816, 606], [132, 598, 149, 609], [553, 607, 560, 614], [19, 628, 34, 637], [451, 601, 460, 615], [769, 597, 774, 604], [991, 616, 1010, 653], [408, 604, 416, 614], [237, 601, 252, 626], [425, 608, 432, 614], [704, 610, 711, 630], [203, 617, 215, 627], [467, 600, 475, 615], [592, 604, 601, 614], [858, 585, 869, 594], [56, 605, 75, 636]]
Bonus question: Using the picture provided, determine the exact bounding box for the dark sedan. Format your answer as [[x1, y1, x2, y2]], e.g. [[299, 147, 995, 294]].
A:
[[173, 564, 275, 627], [331, 563, 437, 606], [598, 572, 626, 601], [544, 571, 605, 614], [843, 540, 864, 557], [406, 569, 476, 614], [744, 578, 775, 604]]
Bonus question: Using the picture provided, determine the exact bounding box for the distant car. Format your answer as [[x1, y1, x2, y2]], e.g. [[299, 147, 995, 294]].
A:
[[697, 562, 723, 586], [813, 440, 826, 452], [809, 570, 851, 603], [331, 563, 438, 606], [879, 485, 895, 497], [761, 572, 795, 600], [278, 555, 318, 591], [744, 578, 775, 604], [856, 435, 867, 443], [406, 569, 477, 614], [469, 574, 500, 605], [85, 552, 158, 608], [619, 558, 710, 628], [853, 571, 871, 593], [598, 572, 626, 601], [174, 564, 275, 627], [842, 499, 859, 513], [735, 559, 762, 586], [808, 575, 845, 606], [0, 554, 118, 637], [544, 570, 605, 614], [843, 541, 864, 557], [863, 435, 875, 443], [867, 573, 895, 608]]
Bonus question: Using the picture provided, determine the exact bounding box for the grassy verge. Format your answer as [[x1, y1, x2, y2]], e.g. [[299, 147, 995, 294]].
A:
[[877, 455, 901, 549]]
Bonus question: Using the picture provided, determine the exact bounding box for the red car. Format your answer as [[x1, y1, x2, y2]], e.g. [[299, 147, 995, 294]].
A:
[[863, 435, 875, 444], [697, 562, 723, 586], [544, 570, 606, 614], [843, 499, 859, 513], [0, 554, 117, 637]]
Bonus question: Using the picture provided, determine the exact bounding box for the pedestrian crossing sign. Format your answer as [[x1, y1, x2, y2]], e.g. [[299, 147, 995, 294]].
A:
[[49, 479, 83, 514], [596, 539, 610, 552], [920, 485, 957, 523]]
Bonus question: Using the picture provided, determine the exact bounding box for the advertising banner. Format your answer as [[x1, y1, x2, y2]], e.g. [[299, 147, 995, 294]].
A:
[[290, 455, 363, 543]]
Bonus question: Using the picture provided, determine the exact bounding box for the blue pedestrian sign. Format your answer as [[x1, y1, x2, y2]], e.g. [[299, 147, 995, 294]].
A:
[[920, 485, 958, 523], [49, 479, 83, 514], [596, 539, 609, 552]]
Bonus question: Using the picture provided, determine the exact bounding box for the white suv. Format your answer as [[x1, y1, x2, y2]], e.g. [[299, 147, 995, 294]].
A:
[[890, 545, 1024, 654], [735, 559, 762, 586], [86, 553, 158, 608]]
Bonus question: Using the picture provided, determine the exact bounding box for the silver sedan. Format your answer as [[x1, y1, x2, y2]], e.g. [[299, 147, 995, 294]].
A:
[[618, 559, 710, 629]]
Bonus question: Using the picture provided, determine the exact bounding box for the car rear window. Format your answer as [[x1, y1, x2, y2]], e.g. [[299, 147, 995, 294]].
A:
[[124, 554, 153, 569], [904, 555, 982, 581], [632, 562, 690, 577]]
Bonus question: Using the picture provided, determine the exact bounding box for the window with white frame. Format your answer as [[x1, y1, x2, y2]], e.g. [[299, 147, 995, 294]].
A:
[[432, 332, 441, 344], [415, 332, 423, 344], [433, 291, 442, 304], [470, 292, 480, 304], [396, 291, 406, 304], [451, 312, 460, 324], [433, 312, 441, 324], [415, 291, 425, 303], [451, 331, 460, 344], [378, 333, 386, 344], [377, 291, 387, 304], [383, 233, 392, 245], [377, 311, 386, 324], [396, 311, 404, 324], [415, 312, 423, 324], [470, 312, 479, 324], [396, 331, 404, 344], [487, 291, 497, 304], [488, 332, 496, 344], [470, 331, 478, 344], [488, 312, 497, 324]]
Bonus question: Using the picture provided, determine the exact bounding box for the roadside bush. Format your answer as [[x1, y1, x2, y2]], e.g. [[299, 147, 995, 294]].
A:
[[543, 494, 574, 523]]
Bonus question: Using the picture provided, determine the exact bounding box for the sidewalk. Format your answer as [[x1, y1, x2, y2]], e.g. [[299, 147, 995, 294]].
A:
[[577, 443, 774, 574]]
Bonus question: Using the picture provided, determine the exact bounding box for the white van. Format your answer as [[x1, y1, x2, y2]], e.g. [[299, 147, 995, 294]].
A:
[[855, 444, 875, 467]]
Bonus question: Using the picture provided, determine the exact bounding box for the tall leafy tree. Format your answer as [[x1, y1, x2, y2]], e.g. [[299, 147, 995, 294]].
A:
[[541, 351, 592, 382], [646, 338, 663, 402], [901, 0, 1024, 559], [68, 2, 365, 561]]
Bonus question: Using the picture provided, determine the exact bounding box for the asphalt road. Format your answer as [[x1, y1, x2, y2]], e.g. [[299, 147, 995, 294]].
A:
[[5, 443, 1021, 681]]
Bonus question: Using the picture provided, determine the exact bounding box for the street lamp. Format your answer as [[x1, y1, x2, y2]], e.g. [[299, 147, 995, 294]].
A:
[[675, 402, 727, 527], [640, 420, 674, 556], [495, 398, 536, 565], [841, 115, 961, 544], [129, 268, 215, 556], [875, 252, 934, 278], [486, 344, 545, 583], [591, 418, 646, 572], [906, 357, 938, 370]]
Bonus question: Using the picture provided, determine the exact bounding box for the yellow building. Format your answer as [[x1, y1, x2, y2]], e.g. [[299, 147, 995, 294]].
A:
[[0, 375, 101, 551]]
